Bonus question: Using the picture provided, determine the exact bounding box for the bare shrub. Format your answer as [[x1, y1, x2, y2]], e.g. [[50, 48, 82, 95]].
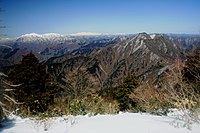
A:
[[59, 70, 93, 99], [54, 70, 94, 115], [157, 59, 200, 128], [130, 83, 170, 114]]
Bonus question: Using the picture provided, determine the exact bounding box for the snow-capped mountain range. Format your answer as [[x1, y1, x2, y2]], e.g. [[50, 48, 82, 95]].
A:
[[0, 32, 129, 67], [0, 33, 132, 52], [0, 32, 199, 69], [0, 32, 127, 42]]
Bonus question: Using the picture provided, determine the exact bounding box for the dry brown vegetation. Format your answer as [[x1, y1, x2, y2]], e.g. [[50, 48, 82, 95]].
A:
[[1, 47, 199, 123], [130, 83, 168, 113], [130, 57, 200, 128], [159, 60, 198, 110]]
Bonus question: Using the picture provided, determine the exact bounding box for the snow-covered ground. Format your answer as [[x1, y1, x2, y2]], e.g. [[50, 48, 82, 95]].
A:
[[1, 112, 200, 133]]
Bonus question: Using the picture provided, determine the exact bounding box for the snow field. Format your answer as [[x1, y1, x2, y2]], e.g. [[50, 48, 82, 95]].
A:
[[1, 112, 200, 133]]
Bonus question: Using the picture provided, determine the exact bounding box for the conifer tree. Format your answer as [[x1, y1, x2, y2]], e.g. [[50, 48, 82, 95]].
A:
[[8, 53, 55, 114], [114, 74, 139, 111]]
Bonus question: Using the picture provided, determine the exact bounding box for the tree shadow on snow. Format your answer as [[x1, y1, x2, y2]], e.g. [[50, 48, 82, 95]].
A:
[[0, 119, 16, 132]]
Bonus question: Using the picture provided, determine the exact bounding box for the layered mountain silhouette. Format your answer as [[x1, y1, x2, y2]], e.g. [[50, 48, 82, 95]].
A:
[[46, 32, 199, 88], [0, 33, 128, 68], [0, 32, 199, 88]]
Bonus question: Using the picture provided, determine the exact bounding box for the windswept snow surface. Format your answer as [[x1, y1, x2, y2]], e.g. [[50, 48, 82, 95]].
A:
[[1, 113, 200, 133]]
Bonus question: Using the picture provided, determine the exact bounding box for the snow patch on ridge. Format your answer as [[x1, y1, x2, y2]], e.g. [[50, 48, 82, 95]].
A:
[[131, 40, 144, 54], [150, 34, 156, 39]]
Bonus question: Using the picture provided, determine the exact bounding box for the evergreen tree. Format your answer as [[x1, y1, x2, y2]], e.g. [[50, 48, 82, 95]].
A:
[[8, 53, 55, 114], [113, 74, 139, 111]]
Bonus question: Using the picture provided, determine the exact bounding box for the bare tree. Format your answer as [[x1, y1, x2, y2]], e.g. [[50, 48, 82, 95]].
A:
[[0, 72, 20, 120], [61, 70, 93, 99], [158, 59, 200, 129], [55, 69, 93, 112]]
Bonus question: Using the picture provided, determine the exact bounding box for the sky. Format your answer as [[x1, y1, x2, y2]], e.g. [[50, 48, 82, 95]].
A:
[[1, 0, 200, 37]]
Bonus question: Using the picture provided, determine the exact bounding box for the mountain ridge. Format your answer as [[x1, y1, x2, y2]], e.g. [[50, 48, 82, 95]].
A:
[[0, 32, 199, 72], [45, 32, 187, 89]]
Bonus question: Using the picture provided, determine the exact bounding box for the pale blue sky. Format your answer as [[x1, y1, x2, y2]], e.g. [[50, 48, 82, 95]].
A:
[[1, 0, 200, 37]]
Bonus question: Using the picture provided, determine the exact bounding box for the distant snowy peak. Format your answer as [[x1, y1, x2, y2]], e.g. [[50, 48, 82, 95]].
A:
[[20, 33, 65, 38], [16, 33, 73, 43], [17, 32, 129, 40], [0, 32, 129, 46], [21, 33, 40, 38], [70, 32, 128, 36], [70, 32, 103, 36], [42, 33, 65, 38]]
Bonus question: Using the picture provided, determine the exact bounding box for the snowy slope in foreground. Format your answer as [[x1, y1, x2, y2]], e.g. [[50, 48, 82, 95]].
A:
[[1, 112, 200, 133]]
